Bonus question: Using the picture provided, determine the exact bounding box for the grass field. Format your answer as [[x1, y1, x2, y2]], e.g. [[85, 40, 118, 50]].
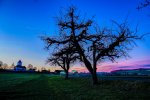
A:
[[0, 73, 150, 100]]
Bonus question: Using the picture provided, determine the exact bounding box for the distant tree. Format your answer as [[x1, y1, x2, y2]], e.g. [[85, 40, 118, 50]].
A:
[[37, 69, 40, 72], [47, 69, 51, 72], [0, 61, 3, 69], [41, 67, 49, 73], [10, 63, 15, 69], [27, 64, 33, 70], [41, 67, 46, 71], [42, 6, 142, 85], [33, 67, 37, 71], [3, 63, 8, 69]]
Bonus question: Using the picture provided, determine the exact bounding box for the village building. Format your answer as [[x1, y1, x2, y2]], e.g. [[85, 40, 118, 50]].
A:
[[14, 60, 26, 71]]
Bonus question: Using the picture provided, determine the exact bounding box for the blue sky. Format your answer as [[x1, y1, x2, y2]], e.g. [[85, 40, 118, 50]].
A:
[[0, 0, 150, 71]]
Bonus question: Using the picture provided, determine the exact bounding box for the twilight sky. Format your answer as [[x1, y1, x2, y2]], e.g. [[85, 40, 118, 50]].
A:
[[0, 0, 150, 72]]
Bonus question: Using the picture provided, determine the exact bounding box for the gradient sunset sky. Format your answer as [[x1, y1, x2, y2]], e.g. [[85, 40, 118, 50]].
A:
[[0, 0, 150, 72]]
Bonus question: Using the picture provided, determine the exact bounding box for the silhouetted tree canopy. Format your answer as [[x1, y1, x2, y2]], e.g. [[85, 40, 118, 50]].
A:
[[47, 43, 79, 79], [42, 6, 142, 85], [137, 0, 150, 10]]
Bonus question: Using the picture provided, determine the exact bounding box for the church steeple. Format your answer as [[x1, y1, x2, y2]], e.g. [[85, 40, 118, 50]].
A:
[[17, 60, 22, 66]]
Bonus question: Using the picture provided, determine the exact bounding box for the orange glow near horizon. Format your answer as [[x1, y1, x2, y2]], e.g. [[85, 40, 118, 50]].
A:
[[5, 58, 150, 73]]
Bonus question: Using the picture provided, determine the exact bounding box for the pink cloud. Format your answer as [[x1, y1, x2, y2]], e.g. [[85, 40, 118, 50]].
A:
[[71, 59, 150, 73]]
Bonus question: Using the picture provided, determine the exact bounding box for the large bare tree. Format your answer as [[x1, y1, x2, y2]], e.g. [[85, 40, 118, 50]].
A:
[[42, 6, 142, 85]]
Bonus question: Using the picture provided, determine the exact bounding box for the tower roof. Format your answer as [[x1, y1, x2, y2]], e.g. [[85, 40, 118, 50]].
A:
[[18, 60, 22, 63]]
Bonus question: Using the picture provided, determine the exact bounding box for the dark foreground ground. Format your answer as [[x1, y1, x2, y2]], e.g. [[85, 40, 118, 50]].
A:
[[0, 73, 150, 100]]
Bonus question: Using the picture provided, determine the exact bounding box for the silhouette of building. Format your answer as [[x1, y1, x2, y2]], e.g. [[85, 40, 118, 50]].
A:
[[54, 70, 64, 74], [14, 60, 26, 71], [111, 68, 150, 76]]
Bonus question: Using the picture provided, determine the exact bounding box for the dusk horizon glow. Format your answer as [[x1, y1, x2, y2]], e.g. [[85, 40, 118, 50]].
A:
[[0, 0, 150, 72]]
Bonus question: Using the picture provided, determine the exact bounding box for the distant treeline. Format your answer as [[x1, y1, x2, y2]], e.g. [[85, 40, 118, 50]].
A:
[[0, 69, 52, 74]]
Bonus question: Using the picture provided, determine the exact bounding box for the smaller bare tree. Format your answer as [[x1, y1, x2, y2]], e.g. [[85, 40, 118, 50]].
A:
[[47, 46, 78, 79]]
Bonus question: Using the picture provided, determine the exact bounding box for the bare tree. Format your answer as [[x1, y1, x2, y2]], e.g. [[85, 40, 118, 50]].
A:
[[42, 6, 142, 85], [41, 67, 46, 71], [0, 61, 3, 69], [33, 67, 37, 71], [3, 63, 8, 69], [10, 63, 15, 69], [47, 45, 78, 79], [27, 64, 33, 70]]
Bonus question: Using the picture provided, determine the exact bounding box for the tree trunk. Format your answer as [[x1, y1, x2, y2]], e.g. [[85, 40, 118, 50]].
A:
[[91, 61, 98, 85], [92, 42, 98, 85], [65, 70, 69, 80], [84, 62, 98, 85], [92, 69, 98, 85]]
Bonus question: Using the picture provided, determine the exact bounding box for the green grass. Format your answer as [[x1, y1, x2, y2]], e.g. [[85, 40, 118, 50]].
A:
[[0, 73, 150, 100]]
